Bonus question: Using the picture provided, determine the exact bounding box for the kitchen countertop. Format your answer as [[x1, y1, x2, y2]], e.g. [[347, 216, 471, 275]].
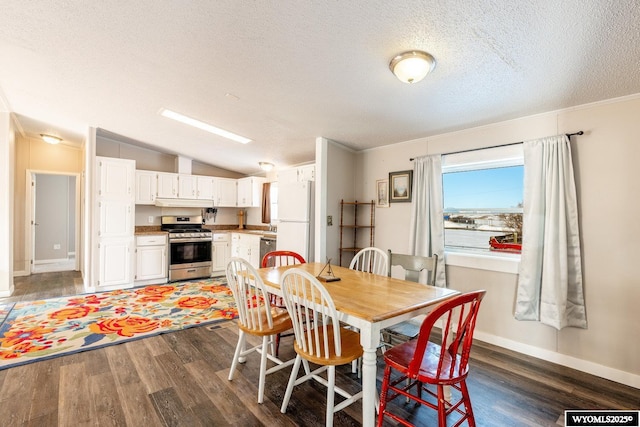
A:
[[134, 227, 167, 236], [213, 229, 277, 238], [133, 226, 275, 238]]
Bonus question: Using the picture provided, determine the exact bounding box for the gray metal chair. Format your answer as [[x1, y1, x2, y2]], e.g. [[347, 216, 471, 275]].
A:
[[381, 249, 438, 350]]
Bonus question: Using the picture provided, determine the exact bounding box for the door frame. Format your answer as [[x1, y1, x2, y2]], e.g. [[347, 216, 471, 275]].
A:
[[25, 170, 81, 274]]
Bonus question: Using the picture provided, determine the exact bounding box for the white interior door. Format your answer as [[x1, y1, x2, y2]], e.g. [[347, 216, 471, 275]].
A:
[[30, 172, 79, 274]]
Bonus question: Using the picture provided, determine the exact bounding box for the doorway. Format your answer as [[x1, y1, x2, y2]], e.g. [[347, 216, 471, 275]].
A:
[[28, 172, 80, 274]]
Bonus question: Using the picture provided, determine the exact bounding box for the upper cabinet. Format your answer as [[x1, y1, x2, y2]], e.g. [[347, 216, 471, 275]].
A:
[[157, 172, 178, 198], [196, 176, 215, 200], [237, 177, 266, 207], [178, 174, 197, 198], [278, 164, 315, 184], [215, 178, 238, 207], [134, 169, 267, 207], [135, 170, 157, 205], [299, 164, 315, 181]]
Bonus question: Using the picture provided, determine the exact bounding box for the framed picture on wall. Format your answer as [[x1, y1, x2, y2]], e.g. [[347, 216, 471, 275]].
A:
[[389, 170, 413, 203], [376, 179, 389, 207]]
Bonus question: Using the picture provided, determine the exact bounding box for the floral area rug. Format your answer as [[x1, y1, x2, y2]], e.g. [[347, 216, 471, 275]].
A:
[[0, 278, 237, 370]]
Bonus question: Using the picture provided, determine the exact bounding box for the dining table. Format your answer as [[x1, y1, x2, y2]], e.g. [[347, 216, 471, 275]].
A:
[[256, 262, 460, 427]]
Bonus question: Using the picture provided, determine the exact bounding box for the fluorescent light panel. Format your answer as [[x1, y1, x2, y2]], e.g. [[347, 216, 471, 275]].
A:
[[160, 108, 251, 144]]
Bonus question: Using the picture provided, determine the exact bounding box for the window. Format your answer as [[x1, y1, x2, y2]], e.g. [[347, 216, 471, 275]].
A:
[[269, 183, 278, 222], [442, 144, 523, 256]]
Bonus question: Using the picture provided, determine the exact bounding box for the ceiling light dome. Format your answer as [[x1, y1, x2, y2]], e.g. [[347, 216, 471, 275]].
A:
[[40, 134, 62, 144], [389, 50, 436, 84], [259, 162, 274, 171]]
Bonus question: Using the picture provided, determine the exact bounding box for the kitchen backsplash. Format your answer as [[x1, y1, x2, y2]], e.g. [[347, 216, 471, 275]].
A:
[[134, 205, 265, 227]]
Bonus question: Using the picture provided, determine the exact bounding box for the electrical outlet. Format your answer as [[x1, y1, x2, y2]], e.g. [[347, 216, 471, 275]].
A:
[[327, 215, 333, 226], [53, 244, 61, 250], [148, 216, 154, 224]]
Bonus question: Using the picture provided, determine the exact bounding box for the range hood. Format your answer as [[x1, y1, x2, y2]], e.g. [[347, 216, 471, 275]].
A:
[[155, 198, 213, 208]]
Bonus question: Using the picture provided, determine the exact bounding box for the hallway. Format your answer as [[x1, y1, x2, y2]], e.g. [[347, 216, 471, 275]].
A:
[[0, 271, 84, 304]]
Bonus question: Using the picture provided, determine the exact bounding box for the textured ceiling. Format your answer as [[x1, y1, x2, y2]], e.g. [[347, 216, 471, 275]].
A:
[[1, 1, 640, 174]]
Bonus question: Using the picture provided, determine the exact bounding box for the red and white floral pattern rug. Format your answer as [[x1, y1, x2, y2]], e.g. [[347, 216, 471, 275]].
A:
[[0, 278, 237, 370]]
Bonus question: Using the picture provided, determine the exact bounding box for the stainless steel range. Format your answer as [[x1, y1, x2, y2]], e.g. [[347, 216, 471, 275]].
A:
[[161, 215, 212, 282]]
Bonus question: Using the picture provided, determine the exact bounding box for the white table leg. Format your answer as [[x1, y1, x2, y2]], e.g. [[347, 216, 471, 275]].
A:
[[360, 324, 379, 427]]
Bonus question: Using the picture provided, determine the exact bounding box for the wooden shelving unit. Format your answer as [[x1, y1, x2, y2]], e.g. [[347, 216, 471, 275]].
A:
[[339, 199, 375, 267]]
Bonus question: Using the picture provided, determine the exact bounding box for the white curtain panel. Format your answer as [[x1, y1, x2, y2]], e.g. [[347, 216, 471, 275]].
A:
[[409, 155, 447, 287], [515, 135, 587, 330]]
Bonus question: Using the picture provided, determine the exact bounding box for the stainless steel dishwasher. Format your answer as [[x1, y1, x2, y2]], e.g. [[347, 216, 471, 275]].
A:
[[259, 236, 277, 265]]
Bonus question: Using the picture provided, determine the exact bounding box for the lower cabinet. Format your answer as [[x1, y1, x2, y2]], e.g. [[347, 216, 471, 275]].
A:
[[135, 234, 168, 285], [231, 233, 261, 268], [212, 233, 231, 275], [98, 238, 135, 289]]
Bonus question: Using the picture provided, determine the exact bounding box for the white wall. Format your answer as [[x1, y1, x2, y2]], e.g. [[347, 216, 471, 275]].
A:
[[356, 94, 640, 387], [13, 135, 83, 274], [0, 112, 15, 297], [319, 138, 357, 265]]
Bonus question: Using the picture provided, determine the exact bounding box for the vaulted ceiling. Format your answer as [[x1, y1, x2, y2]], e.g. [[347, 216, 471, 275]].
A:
[[2, 1, 640, 174]]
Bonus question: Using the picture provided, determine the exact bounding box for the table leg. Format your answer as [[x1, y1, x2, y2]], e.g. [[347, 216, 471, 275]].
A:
[[360, 325, 379, 427]]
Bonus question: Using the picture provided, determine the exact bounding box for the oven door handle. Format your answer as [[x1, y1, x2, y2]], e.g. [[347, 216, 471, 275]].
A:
[[169, 238, 212, 243]]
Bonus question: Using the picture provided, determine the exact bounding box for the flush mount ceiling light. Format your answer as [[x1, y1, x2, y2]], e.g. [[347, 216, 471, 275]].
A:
[[40, 134, 62, 144], [160, 108, 252, 144], [389, 50, 436, 84], [259, 162, 274, 171]]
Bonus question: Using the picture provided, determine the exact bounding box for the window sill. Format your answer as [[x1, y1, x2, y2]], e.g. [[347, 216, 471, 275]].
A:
[[444, 249, 520, 274]]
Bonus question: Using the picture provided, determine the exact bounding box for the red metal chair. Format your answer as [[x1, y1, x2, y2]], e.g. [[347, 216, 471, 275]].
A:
[[377, 290, 486, 427], [261, 250, 306, 268], [260, 250, 306, 355]]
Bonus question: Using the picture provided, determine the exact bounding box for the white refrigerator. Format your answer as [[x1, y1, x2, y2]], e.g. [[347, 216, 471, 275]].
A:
[[276, 180, 314, 261]]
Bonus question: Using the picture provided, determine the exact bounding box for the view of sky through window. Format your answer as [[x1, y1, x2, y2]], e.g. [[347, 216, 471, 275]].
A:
[[443, 166, 523, 210]]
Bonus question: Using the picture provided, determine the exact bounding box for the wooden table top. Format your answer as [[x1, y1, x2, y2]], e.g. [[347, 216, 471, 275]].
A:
[[257, 262, 459, 323]]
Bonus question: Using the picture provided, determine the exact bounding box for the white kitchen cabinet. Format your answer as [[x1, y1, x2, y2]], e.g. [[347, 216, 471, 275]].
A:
[[98, 158, 135, 199], [231, 232, 260, 268], [178, 174, 197, 198], [196, 176, 215, 200], [215, 178, 238, 207], [98, 199, 133, 238], [135, 170, 157, 205], [298, 164, 315, 181], [135, 234, 167, 284], [95, 156, 135, 290], [157, 172, 178, 198], [211, 233, 231, 275], [98, 238, 134, 288], [277, 164, 315, 184], [237, 176, 266, 207]]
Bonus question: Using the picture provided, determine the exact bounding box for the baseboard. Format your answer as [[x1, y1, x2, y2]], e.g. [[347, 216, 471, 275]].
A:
[[0, 283, 15, 298], [34, 258, 70, 265], [13, 269, 29, 277], [474, 330, 640, 389]]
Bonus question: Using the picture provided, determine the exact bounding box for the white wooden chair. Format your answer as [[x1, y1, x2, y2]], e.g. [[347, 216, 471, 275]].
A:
[[349, 247, 388, 275], [279, 268, 363, 427], [226, 257, 295, 404], [348, 246, 388, 376], [261, 250, 306, 356]]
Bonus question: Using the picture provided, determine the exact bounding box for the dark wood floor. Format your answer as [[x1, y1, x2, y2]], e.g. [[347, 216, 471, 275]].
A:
[[0, 272, 637, 426]]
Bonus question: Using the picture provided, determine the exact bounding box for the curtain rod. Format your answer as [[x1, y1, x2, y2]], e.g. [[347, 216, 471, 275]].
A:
[[409, 131, 584, 161]]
